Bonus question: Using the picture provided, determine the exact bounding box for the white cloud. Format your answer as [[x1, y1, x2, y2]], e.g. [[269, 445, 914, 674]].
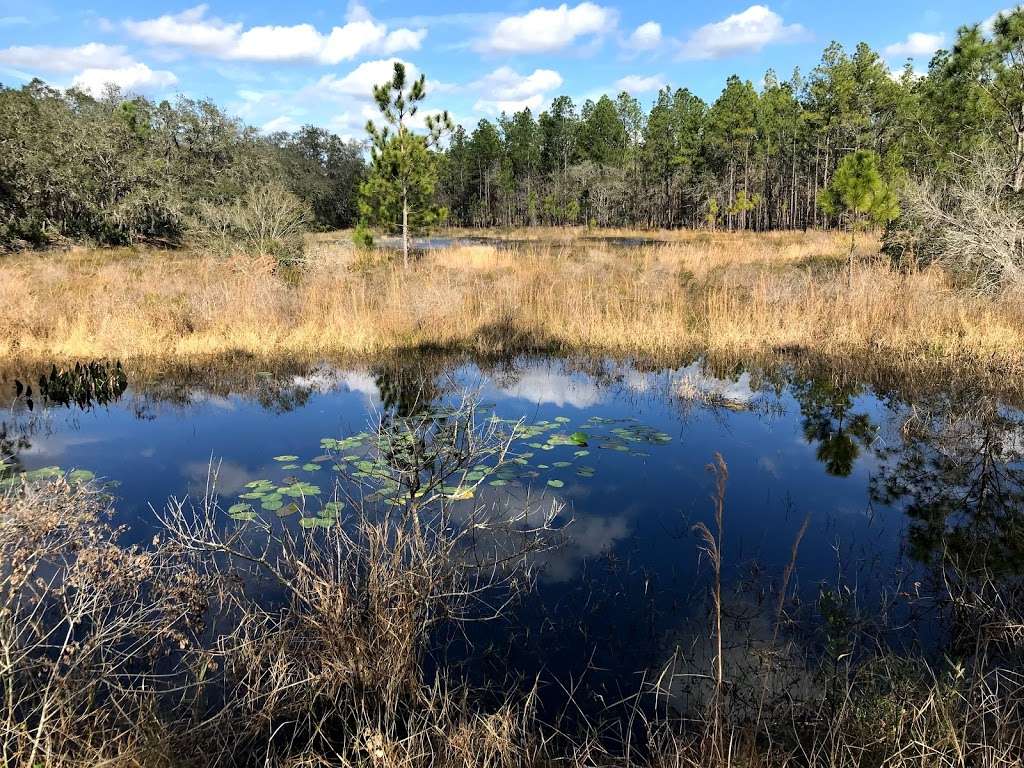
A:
[[982, 7, 1019, 34], [382, 28, 428, 54], [320, 18, 388, 63], [478, 2, 617, 54], [679, 5, 807, 60], [884, 32, 943, 58], [474, 66, 563, 99], [122, 3, 425, 63], [0, 43, 135, 73], [312, 58, 418, 99], [626, 21, 662, 50], [229, 23, 324, 62], [72, 63, 178, 96], [123, 5, 242, 53], [472, 66, 563, 116], [261, 115, 302, 133], [614, 73, 664, 93]]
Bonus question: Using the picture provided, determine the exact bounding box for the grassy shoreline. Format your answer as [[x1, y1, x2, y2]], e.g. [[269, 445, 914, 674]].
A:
[[3, 229, 1023, 388]]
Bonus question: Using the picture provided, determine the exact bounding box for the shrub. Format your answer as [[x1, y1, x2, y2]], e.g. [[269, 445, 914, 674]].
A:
[[885, 149, 1024, 291], [189, 181, 312, 267]]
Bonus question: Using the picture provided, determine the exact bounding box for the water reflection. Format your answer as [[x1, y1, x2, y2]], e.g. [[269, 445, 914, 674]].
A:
[[2, 354, 1024, 697], [873, 393, 1024, 575], [792, 375, 878, 477], [14, 361, 127, 411]]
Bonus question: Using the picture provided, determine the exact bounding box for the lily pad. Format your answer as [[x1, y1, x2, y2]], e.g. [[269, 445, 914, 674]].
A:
[[273, 455, 299, 462], [546, 479, 565, 489], [228, 503, 257, 521]]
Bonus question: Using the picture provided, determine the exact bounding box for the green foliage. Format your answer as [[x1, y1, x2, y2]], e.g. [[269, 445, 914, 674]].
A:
[[352, 220, 374, 250], [0, 80, 363, 251], [358, 61, 452, 266], [819, 150, 900, 232]]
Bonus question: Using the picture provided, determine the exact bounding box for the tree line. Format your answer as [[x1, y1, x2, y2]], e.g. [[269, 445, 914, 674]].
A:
[[3, 8, 1024, 252], [0, 80, 365, 249], [436, 12, 1024, 232]]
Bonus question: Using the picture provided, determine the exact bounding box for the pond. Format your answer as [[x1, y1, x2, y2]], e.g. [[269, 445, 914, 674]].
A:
[[372, 234, 663, 253], [2, 354, 1021, 713]]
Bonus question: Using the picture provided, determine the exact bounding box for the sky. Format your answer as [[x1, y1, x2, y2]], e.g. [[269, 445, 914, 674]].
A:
[[0, 1, 1014, 139]]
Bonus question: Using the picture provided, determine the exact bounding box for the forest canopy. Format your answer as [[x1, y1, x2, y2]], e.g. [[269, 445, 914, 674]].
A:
[[2, 9, 1024, 252], [0, 81, 365, 249]]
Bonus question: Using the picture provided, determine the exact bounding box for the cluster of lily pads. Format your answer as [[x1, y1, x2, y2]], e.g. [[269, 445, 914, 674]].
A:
[[224, 413, 675, 526], [0, 461, 97, 491]]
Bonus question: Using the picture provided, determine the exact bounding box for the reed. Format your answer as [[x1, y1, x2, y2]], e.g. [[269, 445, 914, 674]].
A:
[[3, 231, 1024, 388]]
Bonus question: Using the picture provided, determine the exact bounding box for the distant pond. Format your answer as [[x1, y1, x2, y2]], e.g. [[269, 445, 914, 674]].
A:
[[2, 354, 1021, 710], [372, 234, 663, 252]]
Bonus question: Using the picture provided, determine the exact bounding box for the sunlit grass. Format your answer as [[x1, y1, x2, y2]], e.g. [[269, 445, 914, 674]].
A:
[[3, 229, 1024, 386]]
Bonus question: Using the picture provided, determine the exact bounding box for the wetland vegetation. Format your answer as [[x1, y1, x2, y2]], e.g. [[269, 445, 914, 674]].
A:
[[2, 4, 1024, 767]]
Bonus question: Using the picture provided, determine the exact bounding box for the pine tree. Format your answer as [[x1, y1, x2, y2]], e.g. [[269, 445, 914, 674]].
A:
[[360, 62, 452, 267], [819, 149, 900, 285]]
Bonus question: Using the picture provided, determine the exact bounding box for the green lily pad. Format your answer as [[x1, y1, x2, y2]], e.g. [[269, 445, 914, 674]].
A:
[[276, 502, 300, 517], [228, 503, 257, 521], [273, 455, 299, 462], [546, 479, 565, 489]]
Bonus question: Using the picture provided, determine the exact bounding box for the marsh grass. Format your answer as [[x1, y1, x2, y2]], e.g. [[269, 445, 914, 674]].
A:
[[1, 438, 1022, 767], [4, 230, 1024, 390]]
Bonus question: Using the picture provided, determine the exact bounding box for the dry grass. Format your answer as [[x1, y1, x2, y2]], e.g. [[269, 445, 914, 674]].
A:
[[3, 229, 1024, 386]]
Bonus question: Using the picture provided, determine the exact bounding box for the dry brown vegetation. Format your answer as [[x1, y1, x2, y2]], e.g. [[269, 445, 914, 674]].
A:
[[2, 446, 1022, 768], [2, 230, 1023, 387]]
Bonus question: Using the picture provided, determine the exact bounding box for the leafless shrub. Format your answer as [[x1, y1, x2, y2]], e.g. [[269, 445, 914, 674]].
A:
[[189, 181, 312, 266], [154, 394, 561, 765], [890, 150, 1024, 292], [0, 476, 210, 767]]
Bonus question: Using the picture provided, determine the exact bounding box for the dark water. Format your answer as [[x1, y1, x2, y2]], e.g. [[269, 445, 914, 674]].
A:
[[2, 355, 1021, 707], [373, 234, 662, 252]]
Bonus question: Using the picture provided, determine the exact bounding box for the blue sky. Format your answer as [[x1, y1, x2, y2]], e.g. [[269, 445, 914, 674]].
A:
[[0, 1, 1012, 138]]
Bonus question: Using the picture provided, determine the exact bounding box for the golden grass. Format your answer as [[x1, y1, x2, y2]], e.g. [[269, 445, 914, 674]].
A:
[[3, 229, 1024, 386]]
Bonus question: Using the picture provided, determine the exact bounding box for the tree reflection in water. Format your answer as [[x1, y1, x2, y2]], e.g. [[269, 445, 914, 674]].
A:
[[792, 374, 878, 477], [873, 393, 1024, 577]]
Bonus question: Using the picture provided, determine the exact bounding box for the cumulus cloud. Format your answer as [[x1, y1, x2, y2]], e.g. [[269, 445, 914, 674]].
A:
[[122, 3, 426, 64], [312, 58, 418, 99], [0, 42, 136, 73], [477, 2, 617, 54], [982, 7, 1018, 34], [614, 73, 664, 93], [472, 66, 563, 116], [261, 115, 302, 134], [625, 21, 662, 50], [884, 32, 943, 58], [72, 63, 178, 96], [678, 5, 807, 60], [123, 4, 241, 53]]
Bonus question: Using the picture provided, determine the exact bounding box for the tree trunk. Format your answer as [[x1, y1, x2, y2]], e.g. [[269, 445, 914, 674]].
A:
[[848, 223, 856, 289], [402, 190, 409, 269]]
